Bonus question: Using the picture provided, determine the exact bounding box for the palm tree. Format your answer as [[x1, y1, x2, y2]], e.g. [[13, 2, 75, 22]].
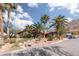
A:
[[25, 25, 33, 32], [4, 3, 17, 39], [0, 3, 3, 41], [33, 22, 42, 39], [25, 25, 33, 38], [50, 15, 68, 40], [40, 14, 49, 38]]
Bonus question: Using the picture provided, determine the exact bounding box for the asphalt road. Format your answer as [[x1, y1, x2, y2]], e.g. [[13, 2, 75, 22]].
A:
[[51, 38, 79, 56], [0, 38, 79, 56]]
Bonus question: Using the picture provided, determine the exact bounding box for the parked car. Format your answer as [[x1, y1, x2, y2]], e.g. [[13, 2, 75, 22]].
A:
[[66, 32, 75, 39]]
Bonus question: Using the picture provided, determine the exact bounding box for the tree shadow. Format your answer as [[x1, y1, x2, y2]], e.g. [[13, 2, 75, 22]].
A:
[[0, 46, 73, 56]]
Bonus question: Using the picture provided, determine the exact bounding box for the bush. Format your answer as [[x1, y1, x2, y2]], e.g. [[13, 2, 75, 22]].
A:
[[47, 34, 54, 41], [5, 38, 16, 44], [9, 38, 16, 44]]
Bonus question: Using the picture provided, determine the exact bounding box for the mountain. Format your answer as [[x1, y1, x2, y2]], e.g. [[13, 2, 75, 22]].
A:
[[68, 19, 79, 32]]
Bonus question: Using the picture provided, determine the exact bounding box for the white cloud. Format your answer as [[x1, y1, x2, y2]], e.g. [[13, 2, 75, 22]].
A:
[[16, 5, 24, 13], [3, 11, 7, 22], [16, 14, 23, 18], [22, 13, 32, 20], [48, 3, 79, 15], [3, 5, 33, 30], [12, 18, 33, 30], [28, 3, 38, 8], [48, 3, 67, 11], [66, 17, 73, 22]]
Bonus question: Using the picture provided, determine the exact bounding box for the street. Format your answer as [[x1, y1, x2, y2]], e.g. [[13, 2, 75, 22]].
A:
[[51, 38, 79, 56], [0, 38, 79, 56]]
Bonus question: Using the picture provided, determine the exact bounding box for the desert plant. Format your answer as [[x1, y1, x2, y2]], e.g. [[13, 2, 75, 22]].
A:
[[4, 38, 16, 44], [47, 34, 54, 41]]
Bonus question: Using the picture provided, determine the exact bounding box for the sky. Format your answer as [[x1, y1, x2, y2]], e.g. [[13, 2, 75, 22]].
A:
[[3, 3, 79, 31]]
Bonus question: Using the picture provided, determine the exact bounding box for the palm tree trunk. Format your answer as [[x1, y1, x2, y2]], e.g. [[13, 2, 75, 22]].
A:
[[0, 3, 4, 44], [44, 31, 45, 38], [42, 29, 45, 38], [7, 9, 10, 39], [56, 29, 61, 40], [58, 33, 61, 40]]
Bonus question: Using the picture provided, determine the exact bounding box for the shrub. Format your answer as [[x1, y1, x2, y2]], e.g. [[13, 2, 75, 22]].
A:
[[47, 34, 54, 41], [9, 38, 16, 44], [10, 39, 16, 44]]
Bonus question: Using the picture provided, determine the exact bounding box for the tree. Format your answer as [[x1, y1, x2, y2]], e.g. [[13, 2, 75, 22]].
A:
[[25, 25, 33, 33], [4, 3, 17, 39], [40, 14, 49, 38], [50, 15, 68, 40], [0, 3, 4, 44], [25, 25, 33, 38], [33, 22, 42, 39]]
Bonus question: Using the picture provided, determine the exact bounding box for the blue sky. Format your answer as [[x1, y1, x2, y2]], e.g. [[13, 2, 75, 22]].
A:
[[3, 3, 79, 31], [21, 3, 49, 23], [20, 3, 79, 22]]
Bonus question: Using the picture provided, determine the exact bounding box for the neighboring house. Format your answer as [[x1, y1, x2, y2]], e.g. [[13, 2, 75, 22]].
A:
[[17, 29, 56, 38]]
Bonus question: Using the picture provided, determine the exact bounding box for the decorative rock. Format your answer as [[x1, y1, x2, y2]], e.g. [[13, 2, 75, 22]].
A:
[[44, 40, 47, 42], [0, 38, 4, 45], [23, 42, 27, 47], [1, 45, 6, 49], [28, 43, 31, 47], [16, 38, 21, 42], [19, 43, 23, 46]]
